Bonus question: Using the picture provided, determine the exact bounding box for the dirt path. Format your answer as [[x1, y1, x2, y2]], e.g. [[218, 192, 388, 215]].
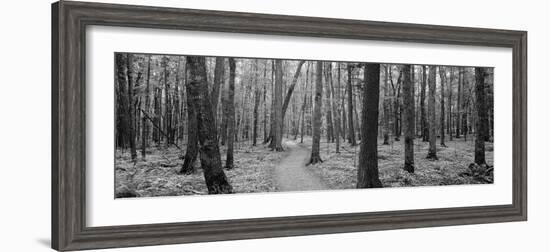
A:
[[274, 140, 327, 192]]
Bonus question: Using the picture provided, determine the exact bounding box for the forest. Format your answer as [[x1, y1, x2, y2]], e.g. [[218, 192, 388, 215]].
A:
[[114, 53, 494, 198]]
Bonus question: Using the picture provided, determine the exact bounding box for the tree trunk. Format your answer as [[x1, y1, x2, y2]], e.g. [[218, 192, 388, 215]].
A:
[[382, 65, 390, 145], [309, 61, 324, 164], [329, 63, 341, 153], [186, 56, 232, 194], [461, 69, 469, 138], [179, 100, 199, 174], [391, 66, 403, 141], [475, 67, 488, 165], [115, 53, 129, 150], [421, 65, 428, 142], [346, 64, 357, 146], [324, 63, 334, 142], [403, 65, 415, 173], [448, 67, 454, 141], [282, 61, 306, 119], [273, 60, 284, 151], [357, 63, 382, 188], [267, 61, 276, 148], [456, 67, 462, 138], [252, 60, 261, 146], [141, 55, 152, 160], [126, 54, 137, 162], [263, 61, 268, 143], [426, 66, 438, 160], [162, 56, 172, 147], [439, 66, 447, 147], [220, 86, 228, 146], [211, 57, 225, 126], [299, 63, 310, 144], [225, 58, 236, 168]]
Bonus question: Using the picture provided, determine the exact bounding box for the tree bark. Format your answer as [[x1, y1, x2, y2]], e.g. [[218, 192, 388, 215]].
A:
[[141, 55, 152, 160], [403, 65, 415, 173], [273, 60, 284, 151], [211, 57, 225, 125], [475, 67, 488, 165], [382, 65, 390, 145], [179, 96, 199, 174], [346, 64, 357, 146], [115, 53, 129, 150], [461, 69, 469, 138], [456, 67, 462, 138], [448, 67, 454, 141], [309, 61, 324, 164], [421, 66, 428, 142], [186, 56, 232, 194], [252, 60, 261, 146], [357, 63, 382, 188], [439, 67, 447, 147], [281, 61, 306, 118], [225, 58, 236, 168], [299, 63, 310, 143], [329, 63, 341, 153], [263, 61, 268, 143], [126, 54, 137, 162], [426, 66, 438, 160]]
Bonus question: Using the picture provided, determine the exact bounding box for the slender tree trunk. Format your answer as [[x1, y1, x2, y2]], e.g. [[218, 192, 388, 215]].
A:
[[448, 67, 454, 141], [273, 60, 284, 151], [403, 65, 415, 173], [421, 66, 428, 142], [391, 66, 403, 141], [346, 64, 357, 146], [185, 56, 232, 194], [426, 66, 438, 160], [281, 61, 306, 119], [475, 67, 488, 165], [126, 54, 137, 162], [461, 69, 469, 138], [357, 63, 382, 188], [341, 65, 347, 142], [439, 67, 447, 147], [329, 63, 341, 153], [220, 86, 228, 146], [299, 63, 310, 143], [211, 57, 225, 126], [162, 56, 172, 147], [383, 65, 390, 145], [456, 67, 462, 138], [141, 55, 152, 160], [115, 53, 129, 150], [263, 61, 268, 143], [309, 61, 324, 164], [267, 61, 276, 147], [325, 63, 335, 142], [225, 58, 236, 168], [252, 60, 261, 146]]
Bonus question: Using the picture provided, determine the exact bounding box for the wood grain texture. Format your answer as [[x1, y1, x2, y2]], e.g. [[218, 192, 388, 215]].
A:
[[51, 1, 527, 251]]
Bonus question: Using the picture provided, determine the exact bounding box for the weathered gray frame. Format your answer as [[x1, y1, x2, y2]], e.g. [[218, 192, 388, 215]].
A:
[[51, 1, 527, 251]]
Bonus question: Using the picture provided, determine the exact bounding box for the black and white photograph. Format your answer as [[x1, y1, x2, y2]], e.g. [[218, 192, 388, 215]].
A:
[[114, 53, 494, 198]]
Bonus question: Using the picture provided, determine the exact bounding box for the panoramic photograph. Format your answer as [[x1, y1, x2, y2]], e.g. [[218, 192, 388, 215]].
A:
[[114, 53, 494, 198]]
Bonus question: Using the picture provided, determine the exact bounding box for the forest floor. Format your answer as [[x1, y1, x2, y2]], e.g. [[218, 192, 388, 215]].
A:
[[115, 141, 284, 197], [115, 135, 493, 198], [301, 135, 494, 189]]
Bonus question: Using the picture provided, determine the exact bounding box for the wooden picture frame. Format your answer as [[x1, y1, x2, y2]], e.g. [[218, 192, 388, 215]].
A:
[[52, 1, 527, 251]]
